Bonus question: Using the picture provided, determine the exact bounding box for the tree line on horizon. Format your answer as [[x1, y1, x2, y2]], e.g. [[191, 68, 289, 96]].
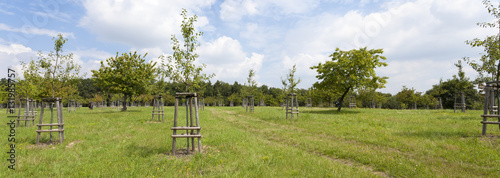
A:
[[1, 1, 499, 111], [0, 74, 484, 110]]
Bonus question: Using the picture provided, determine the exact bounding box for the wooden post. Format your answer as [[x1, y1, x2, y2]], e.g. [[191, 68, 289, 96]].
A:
[[173, 97, 178, 155], [461, 92, 466, 113], [36, 101, 45, 144], [185, 98, 189, 154], [295, 94, 299, 119], [58, 99, 64, 142], [189, 97, 194, 152], [194, 95, 201, 153], [482, 86, 489, 135]]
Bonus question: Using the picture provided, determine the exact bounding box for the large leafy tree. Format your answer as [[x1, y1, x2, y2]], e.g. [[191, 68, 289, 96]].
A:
[[0, 79, 7, 107], [311, 47, 388, 111], [92, 52, 157, 111], [76, 78, 102, 99], [159, 9, 213, 92], [18, 60, 41, 100], [395, 86, 420, 109], [463, 0, 500, 81], [426, 78, 480, 110]]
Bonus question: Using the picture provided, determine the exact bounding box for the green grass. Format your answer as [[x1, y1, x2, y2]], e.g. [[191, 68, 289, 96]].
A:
[[1, 106, 499, 177]]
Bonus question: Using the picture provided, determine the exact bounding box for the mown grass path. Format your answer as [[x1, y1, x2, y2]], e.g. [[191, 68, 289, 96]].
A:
[[1, 107, 499, 177]]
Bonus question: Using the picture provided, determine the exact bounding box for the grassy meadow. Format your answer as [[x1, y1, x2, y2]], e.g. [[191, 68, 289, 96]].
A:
[[1, 106, 500, 177]]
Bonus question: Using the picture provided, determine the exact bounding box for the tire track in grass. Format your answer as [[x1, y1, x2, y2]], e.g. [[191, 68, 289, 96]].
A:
[[212, 109, 391, 177], [241, 112, 433, 177]]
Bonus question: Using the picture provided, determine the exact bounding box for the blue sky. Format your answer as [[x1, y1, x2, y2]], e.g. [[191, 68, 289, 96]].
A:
[[0, 0, 497, 94]]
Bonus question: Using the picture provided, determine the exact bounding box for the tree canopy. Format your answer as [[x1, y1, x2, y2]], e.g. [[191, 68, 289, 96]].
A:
[[281, 64, 301, 94], [159, 8, 213, 92], [91, 51, 157, 111], [311, 47, 388, 111], [242, 69, 257, 97], [21, 34, 81, 100], [463, 0, 500, 81]]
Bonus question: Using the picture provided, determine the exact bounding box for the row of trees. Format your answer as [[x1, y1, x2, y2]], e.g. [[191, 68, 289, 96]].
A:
[[1, 72, 482, 110], [3, 1, 500, 112]]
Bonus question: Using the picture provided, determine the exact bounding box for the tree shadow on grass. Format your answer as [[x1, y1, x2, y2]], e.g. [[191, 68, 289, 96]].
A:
[[301, 109, 361, 115]]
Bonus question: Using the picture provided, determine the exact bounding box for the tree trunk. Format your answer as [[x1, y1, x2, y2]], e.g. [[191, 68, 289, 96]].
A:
[[337, 87, 351, 111], [122, 94, 128, 111]]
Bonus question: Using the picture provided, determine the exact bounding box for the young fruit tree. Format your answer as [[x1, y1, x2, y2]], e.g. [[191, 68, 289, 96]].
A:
[[240, 69, 258, 102], [310, 47, 388, 111], [463, 0, 500, 81], [22, 34, 81, 98], [281, 64, 301, 94], [91, 52, 157, 111], [159, 9, 213, 92]]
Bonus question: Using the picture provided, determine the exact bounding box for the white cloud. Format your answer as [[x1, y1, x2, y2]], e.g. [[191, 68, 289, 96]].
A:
[[198, 36, 263, 83], [79, 0, 215, 50], [278, 0, 497, 94], [281, 53, 328, 88], [0, 42, 37, 79], [31, 11, 71, 23], [219, 0, 320, 21], [239, 23, 282, 50], [377, 59, 468, 94], [71, 48, 114, 78], [0, 23, 75, 39]]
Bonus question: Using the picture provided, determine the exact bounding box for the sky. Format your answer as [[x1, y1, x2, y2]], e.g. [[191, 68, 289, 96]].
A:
[[0, 0, 498, 95]]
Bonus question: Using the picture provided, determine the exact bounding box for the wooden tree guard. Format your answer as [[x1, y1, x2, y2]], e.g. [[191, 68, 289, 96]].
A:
[[259, 98, 265, 106], [481, 81, 500, 135], [349, 96, 357, 109], [319, 100, 323, 107], [306, 98, 312, 107], [36, 97, 64, 144], [330, 101, 334, 108], [218, 99, 223, 107], [242, 98, 247, 108], [230, 100, 234, 107], [172, 93, 202, 155], [67, 99, 76, 113], [246, 95, 254, 113], [16, 98, 36, 127], [454, 92, 466, 113], [152, 95, 164, 122], [286, 93, 299, 119]]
